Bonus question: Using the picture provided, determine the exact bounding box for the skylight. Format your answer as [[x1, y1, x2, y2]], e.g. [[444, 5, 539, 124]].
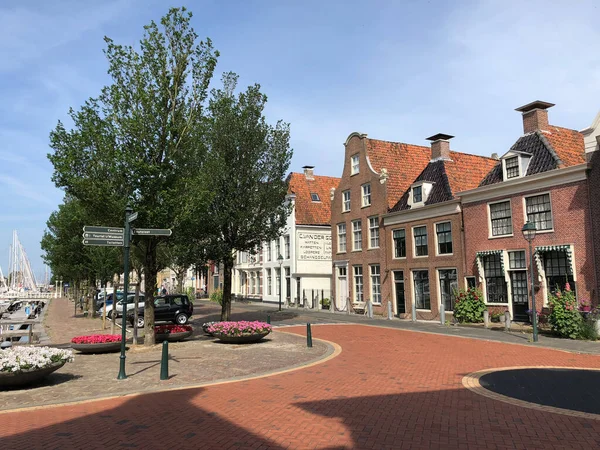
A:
[[311, 193, 320, 202]]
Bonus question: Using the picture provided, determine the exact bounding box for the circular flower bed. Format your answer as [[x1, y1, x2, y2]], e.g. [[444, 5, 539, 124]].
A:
[[155, 324, 193, 342], [71, 334, 123, 353], [1, 346, 73, 387], [202, 321, 219, 336], [208, 321, 272, 344]]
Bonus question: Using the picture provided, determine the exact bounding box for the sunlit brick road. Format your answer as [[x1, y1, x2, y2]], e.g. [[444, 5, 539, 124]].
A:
[[2, 325, 600, 449]]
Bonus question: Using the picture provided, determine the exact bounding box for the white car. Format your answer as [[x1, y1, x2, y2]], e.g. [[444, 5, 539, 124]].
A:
[[103, 294, 145, 319]]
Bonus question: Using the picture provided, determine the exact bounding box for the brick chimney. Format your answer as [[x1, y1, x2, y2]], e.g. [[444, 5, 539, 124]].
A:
[[302, 165, 315, 180], [426, 133, 454, 161], [515, 100, 555, 134]]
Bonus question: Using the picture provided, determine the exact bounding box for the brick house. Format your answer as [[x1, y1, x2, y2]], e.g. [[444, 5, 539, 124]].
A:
[[232, 167, 339, 305], [459, 101, 595, 321], [331, 133, 433, 314], [382, 135, 497, 320]]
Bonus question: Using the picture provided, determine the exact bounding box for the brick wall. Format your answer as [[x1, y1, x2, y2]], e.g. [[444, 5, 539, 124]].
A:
[[588, 151, 600, 301], [463, 180, 596, 311]]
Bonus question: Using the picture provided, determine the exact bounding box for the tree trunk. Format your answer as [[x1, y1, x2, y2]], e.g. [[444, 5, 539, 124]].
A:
[[221, 259, 233, 321], [143, 240, 158, 346]]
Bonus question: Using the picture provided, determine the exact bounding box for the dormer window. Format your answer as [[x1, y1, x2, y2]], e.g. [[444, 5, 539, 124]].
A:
[[351, 154, 360, 175], [505, 156, 519, 178], [311, 193, 320, 202], [413, 186, 423, 203]]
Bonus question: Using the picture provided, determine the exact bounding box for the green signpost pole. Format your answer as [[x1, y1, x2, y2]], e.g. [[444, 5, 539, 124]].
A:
[[117, 206, 133, 379]]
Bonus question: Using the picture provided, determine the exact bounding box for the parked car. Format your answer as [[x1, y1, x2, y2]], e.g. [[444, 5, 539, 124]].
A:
[[128, 294, 193, 328], [103, 294, 145, 319]]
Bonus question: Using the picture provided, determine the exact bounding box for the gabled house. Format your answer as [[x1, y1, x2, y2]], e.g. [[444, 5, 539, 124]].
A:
[[382, 135, 497, 320], [459, 101, 595, 321], [232, 167, 340, 305]]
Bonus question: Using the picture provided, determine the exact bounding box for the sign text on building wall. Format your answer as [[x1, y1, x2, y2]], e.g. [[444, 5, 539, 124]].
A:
[[297, 232, 332, 261]]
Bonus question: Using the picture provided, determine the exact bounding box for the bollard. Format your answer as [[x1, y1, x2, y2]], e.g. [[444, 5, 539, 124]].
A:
[[160, 341, 169, 380], [367, 300, 373, 319], [411, 303, 417, 322], [504, 311, 511, 331], [267, 315, 271, 325], [483, 310, 489, 329], [440, 302, 445, 325], [387, 301, 393, 320], [306, 323, 313, 348]]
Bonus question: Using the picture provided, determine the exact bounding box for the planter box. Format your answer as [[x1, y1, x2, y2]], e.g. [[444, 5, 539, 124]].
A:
[[212, 331, 271, 344], [0, 361, 66, 388], [71, 341, 123, 354], [156, 330, 193, 343]]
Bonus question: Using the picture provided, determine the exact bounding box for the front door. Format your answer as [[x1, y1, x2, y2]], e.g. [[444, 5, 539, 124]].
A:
[[393, 271, 405, 315], [511, 271, 529, 322], [439, 269, 458, 312], [336, 266, 348, 310]]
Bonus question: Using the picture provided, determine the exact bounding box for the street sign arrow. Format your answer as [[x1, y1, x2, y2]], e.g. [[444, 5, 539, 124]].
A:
[[83, 232, 125, 240], [127, 211, 138, 223], [133, 228, 172, 236], [82, 238, 124, 247], [83, 226, 124, 234]]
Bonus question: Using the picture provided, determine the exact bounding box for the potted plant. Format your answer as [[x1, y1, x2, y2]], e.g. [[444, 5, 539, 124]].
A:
[[71, 334, 123, 353], [202, 321, 219, 336], [579, 298, 592, 313], [320, 297, 331, 310], [1, 346, 73, 388], [208, 321, 272, 344], [155, 324, 193, 342]]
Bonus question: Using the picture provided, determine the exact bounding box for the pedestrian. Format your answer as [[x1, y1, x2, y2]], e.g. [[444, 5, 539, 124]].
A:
[[161, 286, 167, 295]]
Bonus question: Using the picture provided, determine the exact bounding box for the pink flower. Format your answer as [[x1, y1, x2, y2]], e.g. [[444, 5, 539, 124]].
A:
[[71, 334, 122, 344], [565, 283, 571, 292]]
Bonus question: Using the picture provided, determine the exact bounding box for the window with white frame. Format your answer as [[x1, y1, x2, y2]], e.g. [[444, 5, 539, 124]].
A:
[[258, 272, 262, 294], [343, 190, 351, 212], [284, 235, 290, 259], [266, 242, 271, 261], [413, 270, 430, 309], [267, 269, 272, 295], [413, 226, 428, 256], [275, 239, 281, 259], [543, 250, 575, 295], [436, 222, 453, 254], [369, 217, 379, 248], [393, 229, 406, 258], [508, 250, 526, 269], [351, 154, 360, 175], [505, 156, 519, 178], [250, 272, 255, 295], [484, 254, 507, 303], [310, 193, 320, 202], [525, 194, 553, 231], [275, 268, 281, 295], [413, 185, 423, 203], [353, 266, 363, 302], [362, 184, 371, 206], [337, 223, 347, 252], [352, 220, 362, 251], [489, 201, 513, 236], [370, 265, 381, 304]]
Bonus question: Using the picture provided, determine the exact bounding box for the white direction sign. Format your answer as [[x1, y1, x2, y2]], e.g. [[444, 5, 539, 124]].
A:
[[83, 232, 124, 240], [127, 212, 138, 223], [133, 228, 172, 236], [83, 226, 124, 234]]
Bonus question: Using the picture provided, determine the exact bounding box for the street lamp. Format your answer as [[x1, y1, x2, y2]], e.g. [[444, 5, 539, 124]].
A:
[[277, 254, 283, 311], [522, 221, 538, 342]]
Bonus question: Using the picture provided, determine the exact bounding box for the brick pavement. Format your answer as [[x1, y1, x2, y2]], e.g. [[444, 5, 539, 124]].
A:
[[2, 324, 600, 449]]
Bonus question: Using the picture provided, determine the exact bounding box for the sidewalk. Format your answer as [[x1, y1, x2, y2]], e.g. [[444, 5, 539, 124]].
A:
[[229, 299, 600, 355]]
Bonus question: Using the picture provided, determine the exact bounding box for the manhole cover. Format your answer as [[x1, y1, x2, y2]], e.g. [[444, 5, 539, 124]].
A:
[[479, 368, 600, 415]]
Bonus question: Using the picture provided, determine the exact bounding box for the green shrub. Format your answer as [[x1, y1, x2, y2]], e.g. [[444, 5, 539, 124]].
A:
[[579, 317, 598, 341], [453, 287, 486, 323], [210, 289, 223, 306], [548, 284, 583, 339], [185, 286, 195, 299], [321, 297, 331, 308]]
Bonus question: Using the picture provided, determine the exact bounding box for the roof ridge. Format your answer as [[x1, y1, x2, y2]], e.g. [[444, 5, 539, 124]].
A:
[[366, 137, 431, 150]]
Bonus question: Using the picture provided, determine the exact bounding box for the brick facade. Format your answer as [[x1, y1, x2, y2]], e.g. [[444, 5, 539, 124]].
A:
[[588, 150, 600, 301]]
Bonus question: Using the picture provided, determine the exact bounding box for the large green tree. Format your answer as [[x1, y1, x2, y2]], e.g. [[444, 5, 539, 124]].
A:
[[199, 73, 292, 320], [48, 7, 218, 344]]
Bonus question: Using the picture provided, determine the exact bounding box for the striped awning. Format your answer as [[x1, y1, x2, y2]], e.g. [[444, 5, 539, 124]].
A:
[[535, 245, 573, 270], [476, 250, 505, 274]]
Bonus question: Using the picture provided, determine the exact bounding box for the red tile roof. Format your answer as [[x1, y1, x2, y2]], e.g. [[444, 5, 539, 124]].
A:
[[543, 125, 586, 167], [365, 139, 432, 209], [445, 151, 499, 194], [287, 172, 340, 225]]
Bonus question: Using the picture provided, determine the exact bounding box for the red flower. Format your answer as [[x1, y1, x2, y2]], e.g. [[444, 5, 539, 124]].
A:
[[71, 334, 122, 344]]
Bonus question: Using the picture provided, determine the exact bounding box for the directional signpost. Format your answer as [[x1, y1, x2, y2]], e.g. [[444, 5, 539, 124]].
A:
[[82, 208, 172, 380]]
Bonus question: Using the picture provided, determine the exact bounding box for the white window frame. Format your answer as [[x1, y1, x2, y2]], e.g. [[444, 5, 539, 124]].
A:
[[351, 154, 360, 175], [412, 225, 428, 258], [275, 238, 281, 259], [522, 191, 554, 234], [361, 183, 371, 207], [337, 223, 347, 253], [368, 216, 380, 249], [353, 265, 363, 302], [284, 235, 290, 259], [342, 190, 351, 212], [412, 269, 431, 311], [487, 199, 514, 239], [267, 269, 272, 295], [434, 221, 453, 256], [370, 264, 381, 304], [392, 228, 407, 259], [352, 220, 362, 251]]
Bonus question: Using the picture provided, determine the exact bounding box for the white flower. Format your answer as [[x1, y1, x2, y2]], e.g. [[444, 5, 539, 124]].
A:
[[0, 346, 74, 373]]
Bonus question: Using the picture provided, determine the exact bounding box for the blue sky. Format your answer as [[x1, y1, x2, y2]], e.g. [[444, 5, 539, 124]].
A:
[[1, 0, 599, 279]]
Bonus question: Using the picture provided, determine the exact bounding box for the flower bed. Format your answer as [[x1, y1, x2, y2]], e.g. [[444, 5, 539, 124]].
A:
[[202, 321, 219, 336], [1, 346, 73, 387], [155, 324, 193, 342], [71, 334, 123, 353], [208, 321, 272, 344]]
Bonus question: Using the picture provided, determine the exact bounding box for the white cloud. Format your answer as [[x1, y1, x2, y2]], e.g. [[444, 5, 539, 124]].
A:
[[0, 174, 60, 206]]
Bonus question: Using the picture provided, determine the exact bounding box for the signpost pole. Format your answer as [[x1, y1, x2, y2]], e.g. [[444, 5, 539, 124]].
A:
[[117, 206, 133, 380]]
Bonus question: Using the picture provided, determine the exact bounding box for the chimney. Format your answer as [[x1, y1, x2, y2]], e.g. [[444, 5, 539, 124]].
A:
[[515, 100, 555, 134], [302, 165, 315, 180], [426, 133, 454, 161], [491, 153, 499, 160]]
